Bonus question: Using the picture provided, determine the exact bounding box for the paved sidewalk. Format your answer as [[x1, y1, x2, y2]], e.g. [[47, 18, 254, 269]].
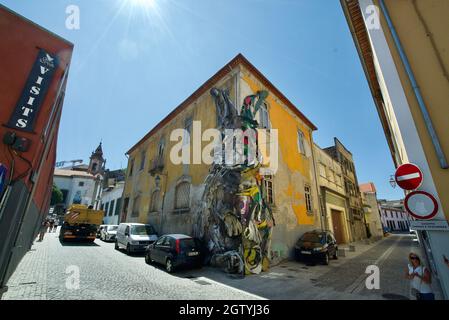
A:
[[179, 234, 443, 300]]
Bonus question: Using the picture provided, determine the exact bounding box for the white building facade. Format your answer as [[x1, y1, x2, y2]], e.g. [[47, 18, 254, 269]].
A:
[[378, 200, 411, 232], [100, 182, 124, 225], [53, 169, 98, 208]]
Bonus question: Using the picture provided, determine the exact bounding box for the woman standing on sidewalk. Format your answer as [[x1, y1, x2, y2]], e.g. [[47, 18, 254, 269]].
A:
[[405, 252, 435, 300]]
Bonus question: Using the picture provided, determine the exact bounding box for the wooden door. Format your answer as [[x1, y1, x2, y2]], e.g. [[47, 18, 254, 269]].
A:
[[331, 209, 344, 244]]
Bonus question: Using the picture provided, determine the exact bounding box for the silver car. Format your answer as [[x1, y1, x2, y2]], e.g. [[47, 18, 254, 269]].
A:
[[100, 225, 119, 242]]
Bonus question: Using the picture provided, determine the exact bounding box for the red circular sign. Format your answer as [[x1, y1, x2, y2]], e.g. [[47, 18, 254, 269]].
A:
[[395, 163, 423, 190], [404, 191, 438, 220]]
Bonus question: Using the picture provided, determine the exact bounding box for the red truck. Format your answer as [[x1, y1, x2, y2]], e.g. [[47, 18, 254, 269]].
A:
[[0, 4, 73, 296]]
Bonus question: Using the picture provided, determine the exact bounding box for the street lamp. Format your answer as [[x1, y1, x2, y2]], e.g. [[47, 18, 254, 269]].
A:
[[389, 175, 396, 188]]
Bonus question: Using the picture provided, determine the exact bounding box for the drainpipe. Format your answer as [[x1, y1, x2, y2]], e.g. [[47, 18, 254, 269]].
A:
[[311, 143, 325, 231], [158, 172, 168, 234], [378, 0, 448, 169]]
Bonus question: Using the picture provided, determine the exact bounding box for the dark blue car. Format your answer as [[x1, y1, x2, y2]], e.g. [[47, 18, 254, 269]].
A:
[[145, 234, 202, 273]]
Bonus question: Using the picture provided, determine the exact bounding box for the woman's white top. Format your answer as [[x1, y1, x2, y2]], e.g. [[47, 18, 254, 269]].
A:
[[408, 264, 433, 294]]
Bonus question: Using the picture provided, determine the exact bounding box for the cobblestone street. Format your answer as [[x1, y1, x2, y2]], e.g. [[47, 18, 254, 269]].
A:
[[1, 232, 443, 300], [1, 229, 262, 300]]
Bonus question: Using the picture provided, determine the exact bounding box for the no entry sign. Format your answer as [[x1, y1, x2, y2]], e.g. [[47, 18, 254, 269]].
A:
[[404, 191, 439, 220], [395, 163, 423, 190]]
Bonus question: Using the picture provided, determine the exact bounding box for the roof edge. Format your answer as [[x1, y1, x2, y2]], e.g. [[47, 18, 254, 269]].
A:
[[126, 53, 317, 155], [0, 4, 74, 47]]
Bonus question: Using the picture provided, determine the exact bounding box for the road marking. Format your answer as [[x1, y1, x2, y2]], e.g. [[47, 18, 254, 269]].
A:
[[346, 236, 402, 295], [195, 276, 267, 300]]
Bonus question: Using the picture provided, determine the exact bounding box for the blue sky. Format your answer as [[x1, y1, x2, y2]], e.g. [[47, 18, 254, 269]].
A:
[[1, 0, 404, 200]]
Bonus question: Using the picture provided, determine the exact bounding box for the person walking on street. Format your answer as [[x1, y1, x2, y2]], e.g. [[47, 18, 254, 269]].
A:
[[38, 220, 49, 241], [53, 219, 59, 233], [405, 252, 435, 300], [49, 219, 55, 233]]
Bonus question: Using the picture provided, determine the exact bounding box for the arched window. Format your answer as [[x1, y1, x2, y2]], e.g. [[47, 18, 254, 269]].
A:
[[132, 195, 140, 217], [150, 190, 160, 213], [175, 182, 190, 210]]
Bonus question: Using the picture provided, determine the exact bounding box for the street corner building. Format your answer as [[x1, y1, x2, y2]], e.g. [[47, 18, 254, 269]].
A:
[[341, 0, 449, 297], [121, 54, 324, 274], [0, 4, 73, 294], [320, 138, 368, 242]]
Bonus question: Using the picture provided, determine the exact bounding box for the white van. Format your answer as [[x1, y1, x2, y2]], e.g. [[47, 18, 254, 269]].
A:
[[115, 223, 158, 254]]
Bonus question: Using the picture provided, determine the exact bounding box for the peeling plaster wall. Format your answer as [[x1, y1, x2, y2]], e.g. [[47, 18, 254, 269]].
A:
[[123, 72, 239, 235], [123, 63, 321, 265], [239, 67, 321, 263]]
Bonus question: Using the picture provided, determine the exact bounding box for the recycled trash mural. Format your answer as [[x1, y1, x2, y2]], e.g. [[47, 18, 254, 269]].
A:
[[193, 88, 275, 275]]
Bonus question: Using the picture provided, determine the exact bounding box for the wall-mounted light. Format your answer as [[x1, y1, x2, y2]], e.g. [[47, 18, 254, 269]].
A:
[[389, 175, 396, 188]]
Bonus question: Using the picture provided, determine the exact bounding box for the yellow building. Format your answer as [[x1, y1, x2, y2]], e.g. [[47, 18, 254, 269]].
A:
[[341, 0, 449, 297], [314, 143, 351, 244], [121, 54, 321, 264]]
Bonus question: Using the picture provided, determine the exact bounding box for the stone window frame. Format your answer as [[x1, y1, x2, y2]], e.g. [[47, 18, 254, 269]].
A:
[[131, 194, 141, 217], [139, 150, 146, 171], [304, 183, 313, 214], [257, 102, 271, 129], [263, 175, 275, 206], [149, 187, 161, 214], [173, 175, 191, 214], [297, 129, 306, 155]]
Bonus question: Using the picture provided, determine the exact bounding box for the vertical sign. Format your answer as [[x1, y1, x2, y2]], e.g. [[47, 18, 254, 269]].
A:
[[0, 163, 8, 199], [7, 49, 59, 132]]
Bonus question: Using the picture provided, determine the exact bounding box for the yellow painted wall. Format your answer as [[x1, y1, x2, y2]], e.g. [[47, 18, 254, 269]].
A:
[[123, 63, 320, 260], [240, 69, 318, 227], [376, 0, 449, 220], [123, 73, 237, 227]]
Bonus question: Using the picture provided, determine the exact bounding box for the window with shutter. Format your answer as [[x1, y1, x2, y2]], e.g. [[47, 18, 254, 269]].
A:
[[304, 184, 313, 213], [132, 195, 140, 217], [258, 103, 270, 129], [297, 130, 306, 155], [175, 182, 190, 210], [150, 190, 160, 213], [263, 175, 274, 205]]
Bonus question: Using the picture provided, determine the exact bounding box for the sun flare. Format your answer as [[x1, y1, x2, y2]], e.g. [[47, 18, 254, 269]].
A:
[[129, 0, 156, 9]]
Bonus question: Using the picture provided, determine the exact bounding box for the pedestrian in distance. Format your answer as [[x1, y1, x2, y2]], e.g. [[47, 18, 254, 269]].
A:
[[53, 219, 59, 233], [38, 220, 49, 241], [405, 252, 435, 300], [49, 219, 55, 232]]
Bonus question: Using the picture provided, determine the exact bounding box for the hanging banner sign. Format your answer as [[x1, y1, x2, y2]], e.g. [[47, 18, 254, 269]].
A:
[[0, 163, 8, 198], [7, 49, 59, 132]]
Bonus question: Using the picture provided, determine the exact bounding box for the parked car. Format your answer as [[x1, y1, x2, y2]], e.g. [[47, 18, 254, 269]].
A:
[[145, 234, 202, 273], [100, 225, 119, 242], [409, 229, 420, 244], [294, 230, 338, 265], [97, 224, 107, 238], [115, 223, 158, 254]]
